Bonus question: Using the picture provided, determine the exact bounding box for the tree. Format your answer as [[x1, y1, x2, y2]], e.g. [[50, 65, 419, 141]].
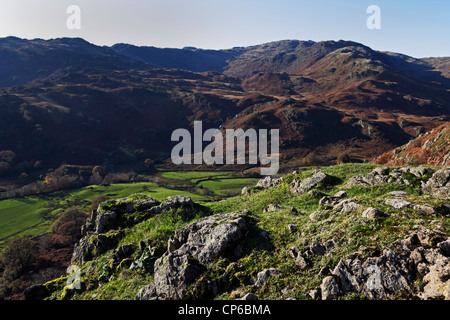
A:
[[51, 208, 87, 245], [92, 166, 107, 178]]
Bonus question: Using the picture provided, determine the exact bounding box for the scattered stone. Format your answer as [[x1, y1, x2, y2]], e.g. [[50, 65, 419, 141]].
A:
[[412, 204, 435, 215], [331, 248, 412, 299], [309, 289, 321, 300], [327, 227, 450, 300], [385, 198, 412, 209], [319, 196, 339, 208], [310, 242, 326, 256], [323, 239, 336, 250], [240, 293, 258, 300], [287, 224, 297, 233], [136, 197, 159, 210], [409, 166, 432, 178], [295, 255, 308, 270], [334, 191, 347, 198], [265, 204, 283, 212], [334, 199, 363, 213], [422, 167, 450, 199], [289, 246, 300, 258], [241, 187, 248, 195], [255, 268, 282, 287], [321, 276, 339, 300], [362, 207, 389, 219], [256, 176, 281, 189]]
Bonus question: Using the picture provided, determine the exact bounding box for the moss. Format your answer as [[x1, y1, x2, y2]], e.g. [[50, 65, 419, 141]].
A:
[[43, 275, 69, 292]]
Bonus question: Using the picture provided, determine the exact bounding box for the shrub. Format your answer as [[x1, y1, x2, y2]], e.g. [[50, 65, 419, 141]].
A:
[[51, 208, 88, 245], [0, 237, 39, 279]]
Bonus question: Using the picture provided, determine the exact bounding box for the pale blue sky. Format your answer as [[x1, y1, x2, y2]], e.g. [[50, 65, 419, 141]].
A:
[[0, 0, 448, 58]]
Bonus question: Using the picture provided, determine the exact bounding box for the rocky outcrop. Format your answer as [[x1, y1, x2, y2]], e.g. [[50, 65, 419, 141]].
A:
[[422, 167, 450, 199], [345, 166, 432, 188], [375, 122, 450, 166], [136, 211, 252, 300], [72, 195, 196, 266], [319, 227, 450, 300]]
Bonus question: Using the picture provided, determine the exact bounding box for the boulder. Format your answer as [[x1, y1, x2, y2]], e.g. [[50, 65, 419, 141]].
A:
[[412, 204, 435, 215], [265, 204, 283, 212], [255, 268, 282, 287], [290, 170, 329, 195], [333, 199, 363, 213], [149, 195, 193, 214], [362, 207, 389, 219], [334, 191, 347, 198], [295, 255, 308, 270], [385, 198, 412, 209], [309, 242, 326, 256], [256, 176, 281, 189], [321, 276, 339, 300]]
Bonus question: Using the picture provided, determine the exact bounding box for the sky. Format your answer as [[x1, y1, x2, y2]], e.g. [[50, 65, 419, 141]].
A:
[[0, 0, 448, 58]]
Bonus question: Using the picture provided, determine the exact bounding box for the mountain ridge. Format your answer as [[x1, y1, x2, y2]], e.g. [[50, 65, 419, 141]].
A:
[[0, 36, 449, 191]]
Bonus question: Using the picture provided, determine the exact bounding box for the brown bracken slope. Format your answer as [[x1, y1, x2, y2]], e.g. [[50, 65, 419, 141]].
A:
[[375, 122, 450, 166]]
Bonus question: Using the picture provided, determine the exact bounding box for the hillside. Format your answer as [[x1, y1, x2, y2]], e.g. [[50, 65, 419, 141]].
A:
[[20, 163, 450, 301], [0, 37, 449, 193], [375, 122, 450, 166]]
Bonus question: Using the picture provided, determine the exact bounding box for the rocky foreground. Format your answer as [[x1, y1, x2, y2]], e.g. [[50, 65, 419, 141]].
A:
[[26, 165, 449, 300]]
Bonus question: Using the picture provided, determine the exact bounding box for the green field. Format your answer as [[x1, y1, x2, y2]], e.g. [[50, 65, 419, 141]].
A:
[[160, 170, 259, 196], [160, 171, 235, 182], [0, 172, 259, 250]]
